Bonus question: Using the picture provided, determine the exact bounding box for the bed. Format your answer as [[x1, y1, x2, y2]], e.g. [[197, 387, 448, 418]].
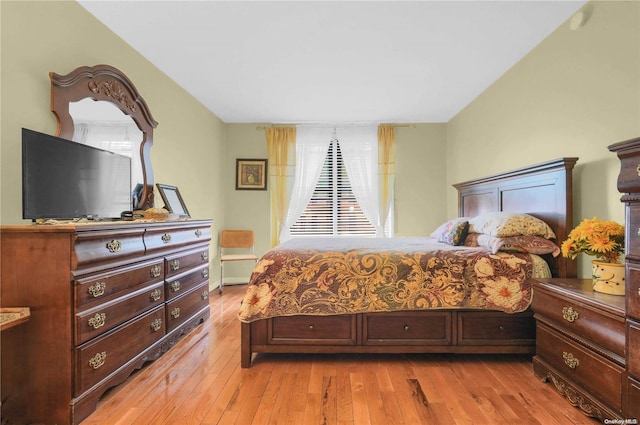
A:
[[239, 157, 578, 367]]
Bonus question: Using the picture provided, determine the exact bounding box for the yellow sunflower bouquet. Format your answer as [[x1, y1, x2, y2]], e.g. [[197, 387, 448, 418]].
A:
[[561, 217, 625, 263]]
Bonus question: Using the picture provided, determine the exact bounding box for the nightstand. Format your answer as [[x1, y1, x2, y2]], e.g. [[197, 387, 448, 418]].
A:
[[531, 278, 626, 421]]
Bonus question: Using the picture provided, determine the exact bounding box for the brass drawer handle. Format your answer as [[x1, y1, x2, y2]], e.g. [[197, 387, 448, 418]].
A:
[[89, 352, 107, 369], [161, 233, 172, 244], [404, 325, 410, 331], [171, 307, 180, 319], [202, 269, 209, 279], [201, 251, 209, 261], [171, 281, 181, 292], [150, 289, 161, 302], [170, 259, 180, 271], [201, 290, 209, 300], [88, 313, 106, 330], [309, 325, 314, 330], [106, 239, 122, 253], [88, 282, 106, 298], [150, 318, 162, 332], [562, 306, 579, 323], [195, 229, 202, 237], [150, 265, 161, 278], [563, 351, 579, 369]]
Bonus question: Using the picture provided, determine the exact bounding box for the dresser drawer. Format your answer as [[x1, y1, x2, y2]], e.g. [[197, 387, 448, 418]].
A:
[[532, 288, 625, 357], [363, 311, 451, 345], [536, 323, 624, 411], [627, 205, 640, 260], [164, 245, 210, 278], [628, 319, 640, 377], [626, 377, 640, 420], [74, 228, 145, 267], [458, 311, 535, 345], [75, 258, 164, 310], [75, 305, 165, 396], [144, 224, 211, 253], [268, 315, 357, 345], [165, 281, 210, 333], [627, 262, 640, 320], [75, 281, 164, 345], [165, 263, 209, 301]]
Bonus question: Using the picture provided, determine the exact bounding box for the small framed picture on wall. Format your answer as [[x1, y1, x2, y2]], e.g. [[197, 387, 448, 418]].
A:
[[236, 158, 267, 190]]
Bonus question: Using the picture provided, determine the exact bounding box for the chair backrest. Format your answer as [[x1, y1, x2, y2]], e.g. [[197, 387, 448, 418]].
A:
[[220, 230, 254, 249]]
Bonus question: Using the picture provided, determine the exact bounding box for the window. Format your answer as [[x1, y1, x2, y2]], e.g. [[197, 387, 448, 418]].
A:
[[290, 139, 376, 237]]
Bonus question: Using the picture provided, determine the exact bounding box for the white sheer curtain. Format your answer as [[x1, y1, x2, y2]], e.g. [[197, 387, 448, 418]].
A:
[[279, 126, 332, 242], [337, 126, 382, 236]]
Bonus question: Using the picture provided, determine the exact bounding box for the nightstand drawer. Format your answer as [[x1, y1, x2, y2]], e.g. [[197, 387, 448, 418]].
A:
[[536, 323, 624, 411], [532, 286, 625, 357]]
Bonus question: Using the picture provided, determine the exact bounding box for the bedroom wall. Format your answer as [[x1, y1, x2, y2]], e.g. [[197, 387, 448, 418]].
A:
[[447, 0, 640, 278]]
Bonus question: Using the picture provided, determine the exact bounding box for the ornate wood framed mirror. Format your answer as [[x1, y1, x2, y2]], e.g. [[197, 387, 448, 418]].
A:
[[50, 64, 158, 210]]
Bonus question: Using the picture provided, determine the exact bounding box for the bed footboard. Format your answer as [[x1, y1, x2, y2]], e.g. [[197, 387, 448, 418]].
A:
[[241, 309, 535, 367]]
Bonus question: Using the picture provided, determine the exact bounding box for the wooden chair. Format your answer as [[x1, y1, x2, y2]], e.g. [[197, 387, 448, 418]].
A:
[[219, 230, 258, 293]]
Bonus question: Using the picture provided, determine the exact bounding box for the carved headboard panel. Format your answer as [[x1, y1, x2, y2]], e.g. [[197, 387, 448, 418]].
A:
[[453, 157, 578, 278]]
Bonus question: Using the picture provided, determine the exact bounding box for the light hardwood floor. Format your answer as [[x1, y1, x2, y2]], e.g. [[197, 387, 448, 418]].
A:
[[81, 285, 600, 425]]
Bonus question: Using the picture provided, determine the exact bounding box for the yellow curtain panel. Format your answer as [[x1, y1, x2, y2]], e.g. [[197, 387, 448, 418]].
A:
[[266, 127, 296, 247], [378, 125, 396, 233]]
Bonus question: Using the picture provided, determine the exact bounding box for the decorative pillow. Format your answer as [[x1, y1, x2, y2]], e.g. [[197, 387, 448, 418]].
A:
[[468, 212, 556, 239], [430, 217, 470, 239], [437, 220, 469, 246], [464, 234, 560, 256]]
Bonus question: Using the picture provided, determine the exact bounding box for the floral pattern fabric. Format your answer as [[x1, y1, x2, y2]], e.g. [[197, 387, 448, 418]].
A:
[[238, 237, 535, 323]]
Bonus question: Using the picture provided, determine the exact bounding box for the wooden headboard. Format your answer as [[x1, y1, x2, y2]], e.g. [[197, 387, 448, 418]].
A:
[[453, 157, 578, 279]]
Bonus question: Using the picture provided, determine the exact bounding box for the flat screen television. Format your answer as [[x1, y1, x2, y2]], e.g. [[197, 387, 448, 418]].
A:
[[22, 128, 132, 221]]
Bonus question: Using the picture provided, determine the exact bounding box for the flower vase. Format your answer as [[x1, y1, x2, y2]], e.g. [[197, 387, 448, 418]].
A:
[[591, 260, 625, 296]]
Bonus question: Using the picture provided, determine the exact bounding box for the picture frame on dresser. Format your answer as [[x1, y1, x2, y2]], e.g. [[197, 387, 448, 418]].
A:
[[156, 183, 190, 218]]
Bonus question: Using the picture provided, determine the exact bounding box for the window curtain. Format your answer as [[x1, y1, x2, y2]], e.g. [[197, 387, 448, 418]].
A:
[[378, 125, 396, 237], [279, 126, 333, 242], [266, 127, 296, 247], [337, 126, 382, 236]]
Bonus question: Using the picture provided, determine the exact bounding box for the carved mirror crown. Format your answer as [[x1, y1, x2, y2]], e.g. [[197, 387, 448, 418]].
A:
[[50, 64, 158, 209]]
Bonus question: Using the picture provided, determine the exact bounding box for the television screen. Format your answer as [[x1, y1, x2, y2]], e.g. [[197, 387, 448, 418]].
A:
[[22, 128, 132, 220]]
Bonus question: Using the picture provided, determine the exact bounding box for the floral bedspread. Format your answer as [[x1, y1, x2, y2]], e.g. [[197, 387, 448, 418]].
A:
[[238, 237, 535, 323]]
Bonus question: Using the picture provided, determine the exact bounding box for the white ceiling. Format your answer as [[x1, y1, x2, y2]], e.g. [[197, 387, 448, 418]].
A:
[[78, 0, 587, 124]]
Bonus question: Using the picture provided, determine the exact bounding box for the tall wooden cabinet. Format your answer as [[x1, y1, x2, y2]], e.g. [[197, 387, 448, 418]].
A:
[[0, 219, 212, 425], [609, 136, 640, 419]]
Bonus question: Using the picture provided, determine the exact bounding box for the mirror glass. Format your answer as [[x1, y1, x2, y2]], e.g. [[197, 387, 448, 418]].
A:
[[69, 98, 144, 194]]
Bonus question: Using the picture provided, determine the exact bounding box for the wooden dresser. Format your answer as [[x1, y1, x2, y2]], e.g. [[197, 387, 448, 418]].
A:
[[0, 219, 212, 425], [610, 136, 640, 420], [532, 278, 626, 420]]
